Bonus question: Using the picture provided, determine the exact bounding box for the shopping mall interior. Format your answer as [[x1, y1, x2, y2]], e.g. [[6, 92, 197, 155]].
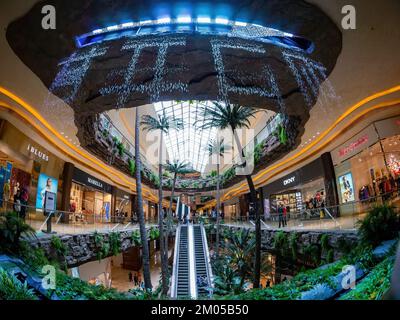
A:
[[0, 0, 399, 303]]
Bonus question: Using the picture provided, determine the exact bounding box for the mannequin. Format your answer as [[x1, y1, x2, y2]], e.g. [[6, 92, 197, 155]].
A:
[[13, 182, 20, 197], [3, 179, 10, 203]]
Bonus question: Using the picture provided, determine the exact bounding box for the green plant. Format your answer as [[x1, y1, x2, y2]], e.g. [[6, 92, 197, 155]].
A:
[[340, 256, 395, 300], [128, 158, 136, 176], [289, 233, 298, 260], [357, 204, 399, 247], [131, 230, 142, 246], [93, 231, 109, 261], [116, 141, 125, 157], [303, 244, 321, 265], [0, 212, 36, 253], [51, 236, 68, 256], [109, 232, 121, 256], [273, 231, 288, 253], [253, 142, 263, 164], [0, 268, 37, 300], [275, 124, 288, 145], [326, 249, 334, 263], [148, 227, 160, 240], [102, 129, 109, 138]]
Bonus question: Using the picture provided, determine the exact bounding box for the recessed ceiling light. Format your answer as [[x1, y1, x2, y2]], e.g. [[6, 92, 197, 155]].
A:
[[177, 16, 191, 23], [106, 25, 119, 31], [157, 17, 171, 24], [197, 16, 211, 24], [234, 21, 247, 27], [121, 22, 134, 28], [215, 17, 229, 25]]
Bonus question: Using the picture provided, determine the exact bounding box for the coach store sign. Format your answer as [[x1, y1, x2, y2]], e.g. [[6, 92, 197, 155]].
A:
[[72, 167, 112, 193]]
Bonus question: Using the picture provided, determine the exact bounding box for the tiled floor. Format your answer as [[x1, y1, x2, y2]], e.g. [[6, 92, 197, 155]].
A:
[[110, 250, 172, 292]]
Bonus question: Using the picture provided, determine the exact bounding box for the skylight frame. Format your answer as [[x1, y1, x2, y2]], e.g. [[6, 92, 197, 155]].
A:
[[154, 100, 218, 172]]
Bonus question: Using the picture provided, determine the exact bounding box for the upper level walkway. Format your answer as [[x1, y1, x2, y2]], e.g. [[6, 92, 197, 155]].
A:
[[1, 191, 399, 237]]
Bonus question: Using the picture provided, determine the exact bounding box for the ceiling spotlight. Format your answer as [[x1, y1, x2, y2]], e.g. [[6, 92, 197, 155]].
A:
[[121, 22, 134, 28], [157, 17, 171, 24], [234, 21, 247, 27], [139, 20, 152, 25], [92, 29, 103, 34], [106, 25, 119, 31], [197, 16, 211, 24], [177, 16, 191, 23]]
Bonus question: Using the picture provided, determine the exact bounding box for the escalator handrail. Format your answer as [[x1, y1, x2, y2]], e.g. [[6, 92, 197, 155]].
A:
[[170, 224, 181, 298], [199, 224, 214, 292]]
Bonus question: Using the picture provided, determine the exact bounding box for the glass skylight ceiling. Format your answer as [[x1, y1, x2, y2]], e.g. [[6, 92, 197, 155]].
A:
[[154, 101, 218, 172]]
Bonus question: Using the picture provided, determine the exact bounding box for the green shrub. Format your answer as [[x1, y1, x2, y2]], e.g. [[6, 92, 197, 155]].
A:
[[128, 159, 136, 176], [0, 212, 36, 253], [109, 232, 121, 256], [357, 205, 399, 247], [273, 231, 288, 255], [0, 268, 37, 300], [131, 230, 142, 246], [51, 236, 68, 256], [148, 227, 160, 240], [93, 231, 109, 261], [340, 256, 395, 300], [289, 232, 298, 260]]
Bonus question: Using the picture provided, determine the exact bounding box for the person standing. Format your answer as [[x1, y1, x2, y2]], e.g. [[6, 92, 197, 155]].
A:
[[282, 205, 287, 227], [20, 187, 29, 221], [278, 204, 284, 228], [133, 272, 138, 286], [128, 271, 133, 283], [13, 190, 21, 217]]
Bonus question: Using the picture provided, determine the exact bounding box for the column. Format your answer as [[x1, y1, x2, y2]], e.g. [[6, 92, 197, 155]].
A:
[[110, 186, 117, 223], [320, 152, 340, 216], [60, 162, 74, 223]]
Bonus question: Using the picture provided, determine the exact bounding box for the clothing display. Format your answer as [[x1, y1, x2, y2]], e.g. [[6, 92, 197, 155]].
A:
[[359, 185, 372, 201]]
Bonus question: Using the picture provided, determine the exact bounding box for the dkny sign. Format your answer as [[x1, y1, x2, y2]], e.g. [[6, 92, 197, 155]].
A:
[[283, 176, 296, 186]]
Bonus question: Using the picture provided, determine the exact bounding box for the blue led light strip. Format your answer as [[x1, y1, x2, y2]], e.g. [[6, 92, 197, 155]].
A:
[[75, 17, 313, 53]]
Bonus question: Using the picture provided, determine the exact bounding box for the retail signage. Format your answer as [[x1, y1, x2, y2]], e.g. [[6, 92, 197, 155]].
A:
[[338, 135, 369, 158], [36, 173, 58, 210], [283, 176, 296, 186], [331, 125, 378, 165], [27, 144, 49, 162], [72, 167, 112, 193]]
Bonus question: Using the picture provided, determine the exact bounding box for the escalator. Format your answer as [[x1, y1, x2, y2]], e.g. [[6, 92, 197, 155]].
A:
[[170, 224, 213, 299]]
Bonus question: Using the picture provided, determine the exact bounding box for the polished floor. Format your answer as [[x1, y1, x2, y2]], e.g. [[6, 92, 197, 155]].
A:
[[110, 250, 172, 292]]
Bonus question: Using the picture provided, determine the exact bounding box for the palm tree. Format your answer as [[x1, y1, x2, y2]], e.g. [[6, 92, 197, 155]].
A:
[[133, 107, 152, 290], [207, 137, 230, 258], [197, 102, 262, 288], [140, 112, 183, 295]]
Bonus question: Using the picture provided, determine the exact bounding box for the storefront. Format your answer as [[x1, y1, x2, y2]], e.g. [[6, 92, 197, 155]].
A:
[[0, 120, 65, 215], [113, 188, 133, 222], [261, 153, 338, 216], [331, 116, 400, 213], [69, 167, 113, 224], [223, 197, 239, 219]]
